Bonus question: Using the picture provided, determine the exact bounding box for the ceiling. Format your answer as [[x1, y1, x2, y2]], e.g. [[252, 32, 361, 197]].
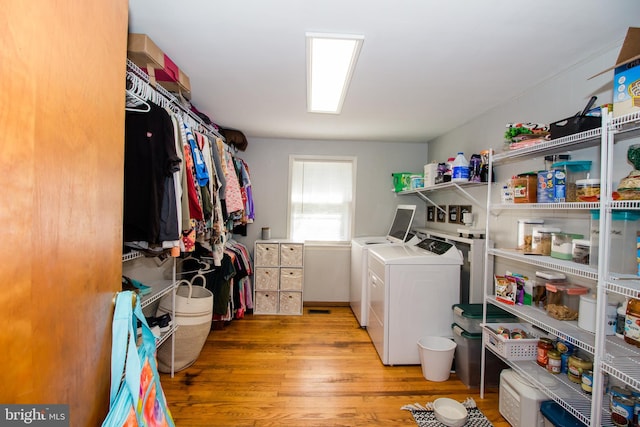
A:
[[128, 1, 640, 143]]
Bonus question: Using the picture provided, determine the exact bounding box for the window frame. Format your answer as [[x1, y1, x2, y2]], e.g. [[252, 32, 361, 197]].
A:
[[287, 154, 357, 243]]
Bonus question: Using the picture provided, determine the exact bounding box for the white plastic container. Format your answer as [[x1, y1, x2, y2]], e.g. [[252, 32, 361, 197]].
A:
[[451, 152, 469, 182], [417, 336, 456, 382]]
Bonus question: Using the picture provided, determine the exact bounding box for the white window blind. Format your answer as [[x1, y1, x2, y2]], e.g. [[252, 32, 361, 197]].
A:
[[289, 156, 356, 242]]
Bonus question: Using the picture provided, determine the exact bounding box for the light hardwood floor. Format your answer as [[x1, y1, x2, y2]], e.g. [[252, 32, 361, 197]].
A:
[[160, 305, 510, 427]]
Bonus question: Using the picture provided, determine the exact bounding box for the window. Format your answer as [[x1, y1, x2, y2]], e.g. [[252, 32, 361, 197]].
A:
[[288, 155, 356, 242]]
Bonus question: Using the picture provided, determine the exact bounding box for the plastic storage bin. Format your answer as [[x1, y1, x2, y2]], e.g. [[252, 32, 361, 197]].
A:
[[483, 323, 540, 361], [452, 303, 517, 334], [590, 210, 640, 274], [539, 400, 584, 427], [545, 283, 589, 321], [550, 232, 584, 260], [452, 323, 507, 388], [513, 173, 537, 203], [517, 219, 544, 252], [532, 227, 561, 255], [551, 160, 592, 202]]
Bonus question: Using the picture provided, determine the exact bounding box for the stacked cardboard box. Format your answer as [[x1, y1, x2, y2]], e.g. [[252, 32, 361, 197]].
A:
[[127, 33, 191, 99]]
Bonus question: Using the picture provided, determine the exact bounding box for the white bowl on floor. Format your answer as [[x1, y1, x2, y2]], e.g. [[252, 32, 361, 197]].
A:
[[433, 398, 468, 427]]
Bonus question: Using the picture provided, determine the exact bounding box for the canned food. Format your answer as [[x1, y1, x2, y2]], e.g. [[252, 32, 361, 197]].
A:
[[611, 395, 634, 426], [547, 349, 561, 374], [568, 354, 593, 383], [581, 370, 593, 394]]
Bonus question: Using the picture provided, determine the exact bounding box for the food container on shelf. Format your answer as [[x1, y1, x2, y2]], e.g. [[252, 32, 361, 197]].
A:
[[576, 178, 600, 201], [590, 210, 640, 274], [571, 239, 591, 265], [531, 227, 561, 255], [551, 161, 592, 202], [534, 271, 567, 309], [551, 232, 584, 260], [517, 219, 544, 252], [545, 283, 590, 321], [513, 173, 537, 203]]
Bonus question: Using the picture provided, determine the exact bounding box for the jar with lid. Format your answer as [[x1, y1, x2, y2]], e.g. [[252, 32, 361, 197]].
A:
[[551, 232, 584, 260], [576, 178, 600, 201], [531, 226, 561, 255], [567, 353, 592, 383], [625, 297, 640, 347], [537, 337, 554, 367], [517, 219, 544, 252], [572, 239, 590, 265], [546, 349, 561, 374]]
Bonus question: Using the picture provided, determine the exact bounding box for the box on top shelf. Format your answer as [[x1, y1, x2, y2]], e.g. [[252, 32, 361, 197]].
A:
[[591, 27, 640, 118], [127, 33, 192, 99]]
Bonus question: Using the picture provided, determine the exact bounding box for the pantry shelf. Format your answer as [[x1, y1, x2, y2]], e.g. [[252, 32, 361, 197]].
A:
[[486, 297, 596, 354], [487, 248, 598, 281], [490, 201, 599, 212], [485, 353, 610, 426], [399, 181, 486, 212], [493, 128, 602, 164]]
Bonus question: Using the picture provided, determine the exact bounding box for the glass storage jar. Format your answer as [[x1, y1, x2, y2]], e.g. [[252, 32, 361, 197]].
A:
[[532, 227, 561, 255]]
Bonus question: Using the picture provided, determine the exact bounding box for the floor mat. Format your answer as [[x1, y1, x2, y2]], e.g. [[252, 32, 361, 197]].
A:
[[401, 397, 494, 427]]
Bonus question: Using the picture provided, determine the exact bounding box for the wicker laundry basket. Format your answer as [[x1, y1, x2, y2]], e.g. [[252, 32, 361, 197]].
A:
[[156, 274, 213, 373]]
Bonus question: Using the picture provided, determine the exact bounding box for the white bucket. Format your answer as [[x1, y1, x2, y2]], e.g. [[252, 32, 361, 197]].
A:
[[417, 336, 457, 382]]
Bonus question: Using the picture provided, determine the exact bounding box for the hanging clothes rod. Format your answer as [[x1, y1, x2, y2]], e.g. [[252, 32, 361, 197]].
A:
[[126, 59, 225, 141]]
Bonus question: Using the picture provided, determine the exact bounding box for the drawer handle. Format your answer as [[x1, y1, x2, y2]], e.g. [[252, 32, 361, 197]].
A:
[[289, 272, 294, 275]]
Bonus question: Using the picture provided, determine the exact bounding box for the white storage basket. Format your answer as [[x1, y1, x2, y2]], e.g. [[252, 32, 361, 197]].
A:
[[482, 323, 539, 361]]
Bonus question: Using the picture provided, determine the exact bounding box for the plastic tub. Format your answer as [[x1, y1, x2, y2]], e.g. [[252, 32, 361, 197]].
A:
[[517, 219, 544, 252], [452, 304, 517, 334], [540, 400, 584, 427], [590, 210, 640, 273], [551, 160, 592, 202], [545, 283, 589, 321], [550, 233, 583, 260], [513, 173, 537, 204], [452, 323, 507, 388], [417, 336, 456, 382]]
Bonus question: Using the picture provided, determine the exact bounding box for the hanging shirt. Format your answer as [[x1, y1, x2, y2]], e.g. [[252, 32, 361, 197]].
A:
[[124, 103, 180, 244]]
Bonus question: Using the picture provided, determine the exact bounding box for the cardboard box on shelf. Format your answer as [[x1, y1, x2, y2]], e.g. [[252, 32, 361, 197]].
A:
[[127, 33, 192, 99], [159, 68, 192, 99], [127, 33, 164, 69], [591, 27, 640, 117]]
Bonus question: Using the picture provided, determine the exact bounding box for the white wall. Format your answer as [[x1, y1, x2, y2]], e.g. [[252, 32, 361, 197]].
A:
[[235, 137, 428, 245]]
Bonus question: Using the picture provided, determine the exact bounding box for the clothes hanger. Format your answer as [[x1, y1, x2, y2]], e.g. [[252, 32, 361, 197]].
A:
[[125, 77, 151, 112]]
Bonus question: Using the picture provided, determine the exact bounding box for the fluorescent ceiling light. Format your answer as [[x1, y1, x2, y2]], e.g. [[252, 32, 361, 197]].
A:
[[306, 32, 364, 114]]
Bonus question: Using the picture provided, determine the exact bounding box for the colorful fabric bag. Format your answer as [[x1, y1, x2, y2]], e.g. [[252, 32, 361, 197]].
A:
[[102, 291, 175, 427]]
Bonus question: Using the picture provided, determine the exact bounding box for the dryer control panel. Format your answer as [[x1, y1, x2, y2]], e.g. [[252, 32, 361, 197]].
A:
[[416, 238, 454, 255]]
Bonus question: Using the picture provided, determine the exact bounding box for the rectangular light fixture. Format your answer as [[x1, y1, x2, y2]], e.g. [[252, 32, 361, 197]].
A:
[[306, 32, 364, 114]]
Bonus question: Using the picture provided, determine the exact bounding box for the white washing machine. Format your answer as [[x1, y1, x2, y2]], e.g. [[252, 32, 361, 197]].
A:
[[350, 205, 417, 327], [367, 238, 462, 365]]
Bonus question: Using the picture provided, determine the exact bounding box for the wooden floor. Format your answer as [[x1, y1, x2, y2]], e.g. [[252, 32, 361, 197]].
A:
[[160, 305, 510, 427]]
